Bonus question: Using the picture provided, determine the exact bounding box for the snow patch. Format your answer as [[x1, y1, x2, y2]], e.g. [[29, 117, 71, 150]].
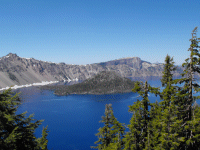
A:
[[67, 77, 72, 82], [43, 61, 58, 64], [73, 78, 79, 81], [60, 76, 72, 82], [151, 64, 157, 67], [20, 57, 31, 60], [0, 81, 59, 91], [142, 62, 152, 68]]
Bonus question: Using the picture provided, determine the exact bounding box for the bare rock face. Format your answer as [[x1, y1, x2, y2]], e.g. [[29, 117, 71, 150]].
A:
[[0, 53, 184, 88], [95, 57, 165, 78]]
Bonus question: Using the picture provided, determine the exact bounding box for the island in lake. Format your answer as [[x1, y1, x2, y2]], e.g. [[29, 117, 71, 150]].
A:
[[41, 71, 136, 95]]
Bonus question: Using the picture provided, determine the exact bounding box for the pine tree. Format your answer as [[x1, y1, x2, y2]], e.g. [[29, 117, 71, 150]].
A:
[[36, 126, 49, 150], [124, 81, 158, 149], [124, 99, 143, 150], [0, 88, 49, 150], [148, 100, 162, 149], [92, 27, 200, 150], [160, 55, 176, 107], [157, 55, 182, 149], [174, 27, 200, 149], [91, 104, 125, 149], [189, 102, 200, 149]]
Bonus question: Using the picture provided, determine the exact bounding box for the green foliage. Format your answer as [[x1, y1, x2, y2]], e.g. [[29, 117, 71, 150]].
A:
[[36, 126, 49, 150], [91, 104, 125, 149], [44, 71, 136, 95], [160, 54, 176, 87], [0, 88, 49, 150], [155, 55, 183, 149], [92, 27, 200, 150], [124, 100, 144, 150], [124, 80, 160, 150], [173, 27, 200, 149]]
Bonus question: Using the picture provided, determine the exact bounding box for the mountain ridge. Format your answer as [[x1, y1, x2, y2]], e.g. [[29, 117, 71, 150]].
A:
[[0, 53, 183, 89]]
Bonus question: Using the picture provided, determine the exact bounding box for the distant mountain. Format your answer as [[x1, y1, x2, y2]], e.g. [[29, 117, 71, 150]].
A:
[[42, 71, 136, 95], [0, 53, 184, 89]]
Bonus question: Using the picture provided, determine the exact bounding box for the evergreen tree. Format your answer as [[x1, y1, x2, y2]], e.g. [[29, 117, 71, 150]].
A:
[[160, 55, 176, 107], [91, 104, 125, 150], [174, 27, 200, 149], [124, 99, 143, 150], [148, 100, 162, 149], [93, 27, 200, 150], [124, 81, 157, 149], [36, 126, 49, 150], [0, 89, 49, 150], [189, 102, 200, 149], [157, 55, 182, 149]]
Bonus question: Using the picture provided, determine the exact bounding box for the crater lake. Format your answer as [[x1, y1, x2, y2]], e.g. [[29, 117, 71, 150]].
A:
[[16, 78, 200, 150]]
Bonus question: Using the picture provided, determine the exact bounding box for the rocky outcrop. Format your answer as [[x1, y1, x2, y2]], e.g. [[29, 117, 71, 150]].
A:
[[0, 53, 184, 88], [96, 57, 166, 78], [42, 71, 136, 95]]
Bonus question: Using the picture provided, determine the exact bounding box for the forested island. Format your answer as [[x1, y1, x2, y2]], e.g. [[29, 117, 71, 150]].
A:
[[41, 71, 136, 95]]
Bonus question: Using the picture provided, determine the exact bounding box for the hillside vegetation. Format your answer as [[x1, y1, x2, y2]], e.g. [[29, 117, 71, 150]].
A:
[[42, 71, 135, 95]]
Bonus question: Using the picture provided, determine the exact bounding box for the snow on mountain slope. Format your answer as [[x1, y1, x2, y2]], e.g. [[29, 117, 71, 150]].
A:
[[0, 53, 183, 89]]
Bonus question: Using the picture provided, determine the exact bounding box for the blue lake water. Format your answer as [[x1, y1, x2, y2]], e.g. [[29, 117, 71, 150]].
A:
[[16, 78, 200, 150]]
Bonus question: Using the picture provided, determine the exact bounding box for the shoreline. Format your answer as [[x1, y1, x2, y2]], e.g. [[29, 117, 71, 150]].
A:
[[0, 81, 59, 91], [54, 91, 135, 96]]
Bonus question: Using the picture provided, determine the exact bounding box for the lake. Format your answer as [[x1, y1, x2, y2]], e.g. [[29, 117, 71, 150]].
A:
[[16, 78, 199, 150]]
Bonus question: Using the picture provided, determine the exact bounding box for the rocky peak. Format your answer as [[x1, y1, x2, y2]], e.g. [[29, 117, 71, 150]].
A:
[[6, 53, 19, 58], [98, 57, 141, 64], [0, 53, 184, 89], [96, 57, 144, 70]]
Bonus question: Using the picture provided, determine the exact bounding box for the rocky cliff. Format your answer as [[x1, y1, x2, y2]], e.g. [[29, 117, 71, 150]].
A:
[[0, 53, 183, 88]]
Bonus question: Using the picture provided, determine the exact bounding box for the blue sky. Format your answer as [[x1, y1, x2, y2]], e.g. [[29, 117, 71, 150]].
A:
[[0, 0, 200, 65]]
